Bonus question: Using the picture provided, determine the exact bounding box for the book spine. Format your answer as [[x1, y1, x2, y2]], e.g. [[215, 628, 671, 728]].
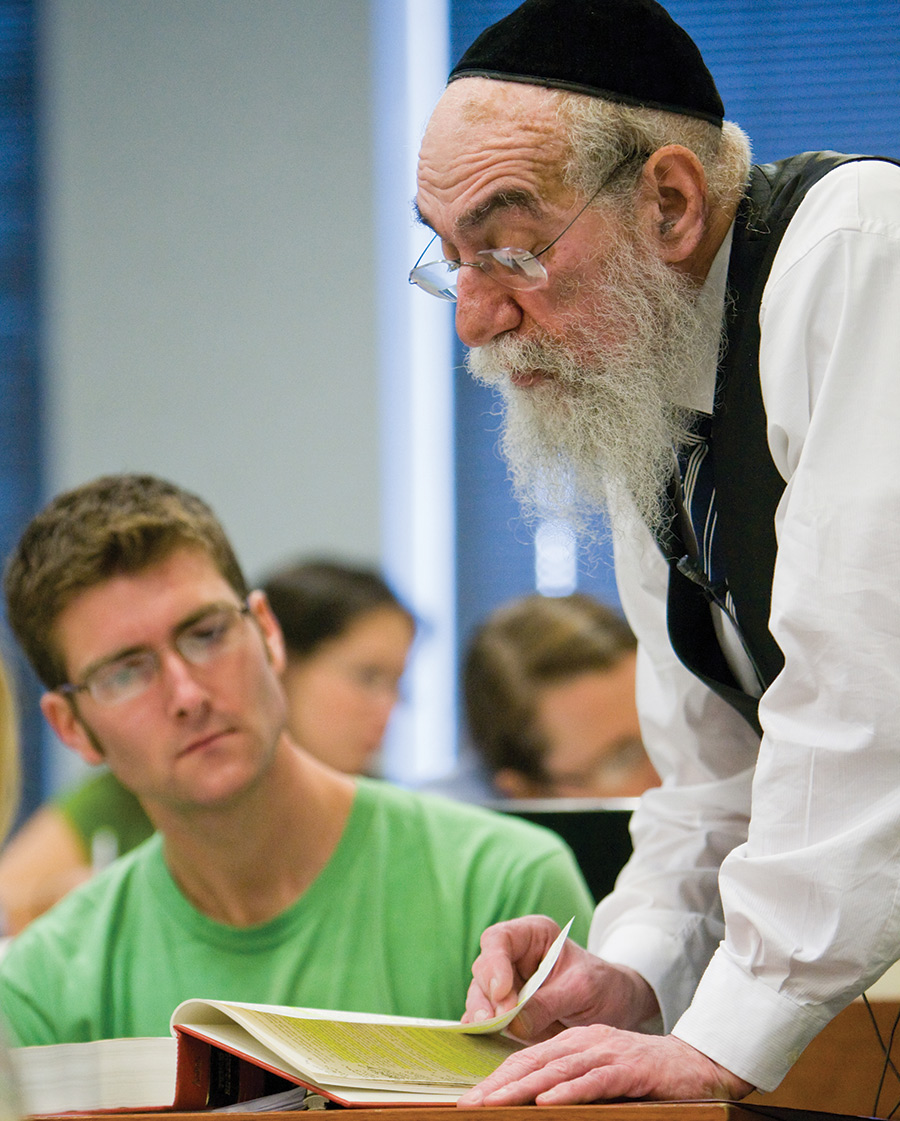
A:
[[171, 1032, 214, 1110], [171, 1029, 303, 1110]]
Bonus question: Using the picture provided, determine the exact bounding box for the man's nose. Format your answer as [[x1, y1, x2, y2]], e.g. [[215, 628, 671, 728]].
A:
[[453, 267, 524, 348], [160, 648, 210, 716]]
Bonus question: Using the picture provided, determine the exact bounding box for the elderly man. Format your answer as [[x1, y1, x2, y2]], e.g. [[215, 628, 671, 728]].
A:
[[411, 0, 900, 1107], [0, 473, 593, 1045]]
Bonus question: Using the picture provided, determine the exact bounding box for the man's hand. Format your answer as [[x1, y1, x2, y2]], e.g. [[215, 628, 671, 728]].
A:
[[462, 916, 658, 1041], [459, 917, 754, 1106], [456, 1029, 754, 1107]]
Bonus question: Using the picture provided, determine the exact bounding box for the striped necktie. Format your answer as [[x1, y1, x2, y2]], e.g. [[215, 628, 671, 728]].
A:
[[674, 413, 767, 694], [675, 413, 726, 593]]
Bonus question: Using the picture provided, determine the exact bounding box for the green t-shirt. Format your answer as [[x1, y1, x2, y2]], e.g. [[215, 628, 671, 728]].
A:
[[54, 769, 154, 861], [0, 778, 593, 1045]]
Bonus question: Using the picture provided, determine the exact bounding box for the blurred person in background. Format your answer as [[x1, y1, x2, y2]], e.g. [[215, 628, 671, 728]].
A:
[[464, 593, 659, 801], [261, 558, 415, 778]]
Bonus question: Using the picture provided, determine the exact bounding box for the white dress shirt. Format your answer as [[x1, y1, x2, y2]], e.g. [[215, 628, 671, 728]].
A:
[[589, 158, 900, 1091]]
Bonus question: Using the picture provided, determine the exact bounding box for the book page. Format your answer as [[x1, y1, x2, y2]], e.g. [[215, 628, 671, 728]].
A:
[[12, 1036, 176, 1114], [218, 1011, 522, 1086], [502, 915, 573, 1019]]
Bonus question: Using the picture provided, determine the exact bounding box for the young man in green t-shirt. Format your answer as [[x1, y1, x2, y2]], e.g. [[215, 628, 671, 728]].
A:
[[0, 473, 593, 1046]]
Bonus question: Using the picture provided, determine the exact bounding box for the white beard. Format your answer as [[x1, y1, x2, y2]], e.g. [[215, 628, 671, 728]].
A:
[[467, 224, 723, 543]]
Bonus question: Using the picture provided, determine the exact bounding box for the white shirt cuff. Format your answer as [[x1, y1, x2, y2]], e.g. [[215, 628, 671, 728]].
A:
[[672, 948, 837, 1092]]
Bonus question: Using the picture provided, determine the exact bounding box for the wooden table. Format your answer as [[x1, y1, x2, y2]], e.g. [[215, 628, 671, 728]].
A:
[[33, 1106, 813, 1121], [743, 1000, 900, 1118]]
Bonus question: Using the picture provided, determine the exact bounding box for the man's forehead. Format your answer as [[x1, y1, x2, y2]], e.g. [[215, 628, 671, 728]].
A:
[[57, 548, 229, 638], [417, 78, 570, 221], [423, 78, 562, 158]]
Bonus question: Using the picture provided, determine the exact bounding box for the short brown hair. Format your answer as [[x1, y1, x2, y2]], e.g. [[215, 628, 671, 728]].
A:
[[4, 474, 248, 689], [463, 592, 636, 781]]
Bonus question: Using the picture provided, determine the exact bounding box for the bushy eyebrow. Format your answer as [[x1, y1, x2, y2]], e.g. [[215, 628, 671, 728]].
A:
[[455, 188, 544, 232], [412, 187, 545, 236]]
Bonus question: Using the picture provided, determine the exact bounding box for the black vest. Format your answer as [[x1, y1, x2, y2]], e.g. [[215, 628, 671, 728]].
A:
[[660, 152, 898, 734]]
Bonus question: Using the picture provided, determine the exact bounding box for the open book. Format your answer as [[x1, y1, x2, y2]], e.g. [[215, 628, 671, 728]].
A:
[[13, 919, 571, 1113], [171, 918, 572, 1108]]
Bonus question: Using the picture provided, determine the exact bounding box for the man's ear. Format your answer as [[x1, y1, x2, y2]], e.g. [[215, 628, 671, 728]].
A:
[[39, 691, 105, 767], [246, 589, 287, 675], [637, 144, 709, 270]]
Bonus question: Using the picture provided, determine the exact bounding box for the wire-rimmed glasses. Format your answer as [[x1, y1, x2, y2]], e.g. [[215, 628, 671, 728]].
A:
[[57, 601, 253, 706], [409, 183, 605, 302]]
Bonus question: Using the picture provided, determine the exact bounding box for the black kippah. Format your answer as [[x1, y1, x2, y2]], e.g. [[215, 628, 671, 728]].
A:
[[448, 0, 723, 127]]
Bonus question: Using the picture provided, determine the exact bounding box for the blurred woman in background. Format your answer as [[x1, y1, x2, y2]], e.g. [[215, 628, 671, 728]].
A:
[[263, 558, 415, 777]]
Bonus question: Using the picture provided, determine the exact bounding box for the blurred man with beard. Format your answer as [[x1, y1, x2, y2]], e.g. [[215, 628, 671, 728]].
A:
[[410, 0, 900, 1108]]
